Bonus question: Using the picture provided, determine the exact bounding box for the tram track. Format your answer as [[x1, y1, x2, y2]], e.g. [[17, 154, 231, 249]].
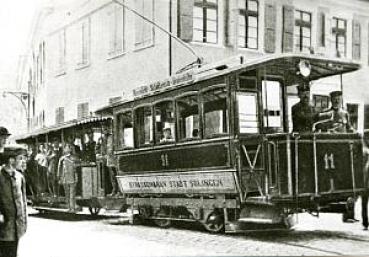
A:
[[228, 229, 369, 256]]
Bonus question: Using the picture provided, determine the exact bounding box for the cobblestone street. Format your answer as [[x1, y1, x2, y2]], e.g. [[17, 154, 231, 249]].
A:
[[17, 203, 369, 257]]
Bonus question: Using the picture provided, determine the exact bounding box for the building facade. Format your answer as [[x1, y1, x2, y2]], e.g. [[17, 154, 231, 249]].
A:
[[17, 0, 369, 135]]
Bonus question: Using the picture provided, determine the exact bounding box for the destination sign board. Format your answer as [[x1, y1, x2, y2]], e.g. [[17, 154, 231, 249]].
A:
[[117, 171, 237, 194], [132, 71, 194, 98]]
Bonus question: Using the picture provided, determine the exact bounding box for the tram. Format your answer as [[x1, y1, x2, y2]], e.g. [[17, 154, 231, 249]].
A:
[[97, 53, 365, 233], [16, 116, 124, 215]]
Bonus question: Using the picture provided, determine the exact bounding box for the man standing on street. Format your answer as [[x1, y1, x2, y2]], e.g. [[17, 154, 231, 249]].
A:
[[0, 126, 11, 166], [0, 149, 28, 257]]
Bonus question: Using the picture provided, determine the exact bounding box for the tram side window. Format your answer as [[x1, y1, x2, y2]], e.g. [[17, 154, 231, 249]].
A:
[[116, 111, 134, 149], [134, 106, 153, 146], [237, 93, 259, 133], [177, 94, 200, 140], [155, 101, 175, 144], [262, 80, 283, 132], [203, 87, 228, 138]]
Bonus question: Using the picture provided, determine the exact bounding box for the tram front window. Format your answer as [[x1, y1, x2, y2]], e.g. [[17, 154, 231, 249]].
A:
[[203, 87, 228, 138], [155, 101, 175, 144], [237, 93, 259, 133], [134, 106, 153, 146], [262, 80, 283, 132], [117, 111, 134, 148], [177, 94, 200, 140]]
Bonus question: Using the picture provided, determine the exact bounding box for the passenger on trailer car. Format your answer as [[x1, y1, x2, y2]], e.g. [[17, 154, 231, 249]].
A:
[[57, 144, 79, 212], [83, 130, 96, 163]]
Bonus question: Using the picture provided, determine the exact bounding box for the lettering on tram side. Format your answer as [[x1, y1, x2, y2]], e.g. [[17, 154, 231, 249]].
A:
[[133, 71, 194, 98], [118, 171, 237, 194]]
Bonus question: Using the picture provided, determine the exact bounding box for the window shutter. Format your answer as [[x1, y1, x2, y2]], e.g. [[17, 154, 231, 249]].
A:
[[317, 12, 325, 47], [135, 0, 144, 45], [282, 5, 294, 53], [77, 103, 89, 119], [352, 20, 361, 60], [107, 7, 115, 54], [143, 0, 154, 45], [55, 108, 59, 124], [178, 0, 194, 42], [316, 7, 330, 52], [264, 1, 276, 53], [116, 5, 124, 52], [55, 107, 64, 124], [60, 108, 64, 123], [224, 0, 237, 47]]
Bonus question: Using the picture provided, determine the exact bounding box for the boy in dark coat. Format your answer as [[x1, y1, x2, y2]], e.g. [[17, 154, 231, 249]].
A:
[[0, 150, 28, 257]]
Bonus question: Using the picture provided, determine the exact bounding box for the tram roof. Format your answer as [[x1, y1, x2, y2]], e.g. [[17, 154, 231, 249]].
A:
[[14, 116, 111, 142], [96, 53, 360, 114]]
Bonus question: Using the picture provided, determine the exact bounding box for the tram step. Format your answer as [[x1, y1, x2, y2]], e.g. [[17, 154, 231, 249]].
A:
[[237, 218, 274, 224]]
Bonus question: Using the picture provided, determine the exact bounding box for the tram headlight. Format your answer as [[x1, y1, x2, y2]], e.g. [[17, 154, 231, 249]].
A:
[[298, 60, 311, 77]]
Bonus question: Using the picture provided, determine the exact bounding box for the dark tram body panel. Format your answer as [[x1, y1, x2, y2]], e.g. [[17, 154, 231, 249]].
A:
[[118, 140, 231, 173], [264, 133, 364, 204]]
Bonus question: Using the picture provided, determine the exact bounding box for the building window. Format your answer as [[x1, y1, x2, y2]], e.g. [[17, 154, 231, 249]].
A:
[[313, 94, 329, 112], [237, 0, 258, 49], [77, 18, 90, 67], [77, 102, 89, 119], [294, 10, 311, 52], [57, 29, 66, 74], [332, 17, 347, 57], [108, 3, 125, 57], [116, 111, 134, 149], [193, 0, 218, 44], [135, 0, 154, 49], [177, 94, 200, 141]]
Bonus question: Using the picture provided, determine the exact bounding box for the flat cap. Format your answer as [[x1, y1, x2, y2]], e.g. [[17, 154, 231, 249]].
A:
[[330, 91, 342, 98], [0, 126, 11, 136], [297, 84, 310, 93]]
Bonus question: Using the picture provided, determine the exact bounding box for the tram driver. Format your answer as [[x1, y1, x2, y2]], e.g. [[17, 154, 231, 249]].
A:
[[292, 83, 317, 133]]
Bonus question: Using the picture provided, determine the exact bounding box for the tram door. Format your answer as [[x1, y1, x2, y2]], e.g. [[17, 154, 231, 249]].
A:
[[237, 78, 285, 197]]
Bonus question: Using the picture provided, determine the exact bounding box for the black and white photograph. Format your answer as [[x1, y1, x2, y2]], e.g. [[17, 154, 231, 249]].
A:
[[1, 0, 369, 256]]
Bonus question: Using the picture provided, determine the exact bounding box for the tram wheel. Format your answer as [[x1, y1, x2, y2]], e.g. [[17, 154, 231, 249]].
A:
[[203, 211, 224, 233], [153, 209, 171, 228], [89, 207, 101, 216]]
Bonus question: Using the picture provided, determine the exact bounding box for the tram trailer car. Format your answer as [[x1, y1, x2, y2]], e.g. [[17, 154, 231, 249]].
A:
[[105, 54, 365, 233]]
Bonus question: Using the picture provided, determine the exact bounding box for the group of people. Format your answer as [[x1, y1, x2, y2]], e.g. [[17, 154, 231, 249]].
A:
[[25, 130, 121, 212], [292, 83, 368, 230], [292, 84, 353, 133]]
